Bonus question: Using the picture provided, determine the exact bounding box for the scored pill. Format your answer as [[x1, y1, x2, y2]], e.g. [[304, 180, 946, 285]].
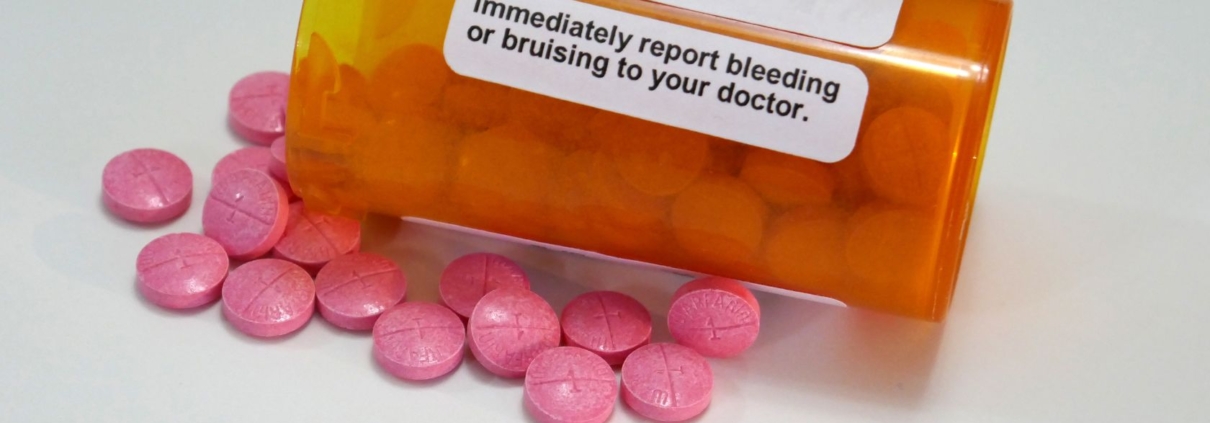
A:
[[136, 233, 229, 309], [667, 277, 761, 358], [314, 252, 406, 331], [272, 202, 361, 273], [229, 71, 290, 145], [561, 291, 652, 366], [439, 252, 531, 318], [221, 259, 315, 338], [373, 302, 466, 381], [467, 288, 560, 379], [524, 347, 618, 423], [202, 169, 289, 260], [102, 148, 193, 224], [621, 343, 713, 422]]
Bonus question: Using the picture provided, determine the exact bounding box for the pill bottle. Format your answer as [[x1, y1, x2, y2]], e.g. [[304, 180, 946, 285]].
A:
[[285, 0, 1013, 320]]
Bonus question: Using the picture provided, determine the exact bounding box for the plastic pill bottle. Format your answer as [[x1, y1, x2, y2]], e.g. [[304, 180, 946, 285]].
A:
[[285, 0, 1013, 320]]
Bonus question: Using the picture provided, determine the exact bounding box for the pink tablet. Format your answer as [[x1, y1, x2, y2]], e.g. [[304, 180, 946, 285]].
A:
[[467, 288, 560, 378], [439, 253, 531, 318], [229, 71, 289, 145], [373, 302, 465, 381], [314, 252, 406, 331], [561, 291, 652, 365], [269, 136, 288, 182], [667, 277, 761, 358], [211, 147, 273, 182], [621, 343, 713, 422], [221, 259, 315, 338], [136, 233, 228, 309], [102, 148, 192, 223], [524, 347, 618, 423], [202, 169, 289, 260], [272, 203, 361, 273]]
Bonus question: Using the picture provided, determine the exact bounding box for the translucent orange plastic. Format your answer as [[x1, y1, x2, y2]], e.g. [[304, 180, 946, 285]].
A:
[[286, 0, 1013, 320]]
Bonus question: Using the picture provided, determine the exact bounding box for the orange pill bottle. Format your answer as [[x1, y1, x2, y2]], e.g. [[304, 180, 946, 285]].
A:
[[286, 0, 1013, 320]]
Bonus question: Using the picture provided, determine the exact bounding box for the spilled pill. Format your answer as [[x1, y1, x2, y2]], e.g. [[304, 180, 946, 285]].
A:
[[314, 252, 406, 331], [467, 288, 560, 378], [272, 202, 361, 273], [221, 259, 315, 338], [211, 146, 274, 182], [439, 252, 531, 318], [269, 136, 288, 182], [667, 277, 761, 358], [102, 148, 192, 224], [229, 71, 290, 145], [621, 343, 713, 422], [561, 291, 652, 366], [373, 302, 465, 381], [202, 169, 289, 260], [524, 347, 618, 423], [136, 233, 228, 310]]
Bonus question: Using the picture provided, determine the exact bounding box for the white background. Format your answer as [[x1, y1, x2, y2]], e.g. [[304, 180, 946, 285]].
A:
[[1, 1, 1207, 422]]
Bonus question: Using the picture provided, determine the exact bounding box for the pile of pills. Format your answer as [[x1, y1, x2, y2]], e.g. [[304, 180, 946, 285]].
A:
[[104, 71, 763, 422]]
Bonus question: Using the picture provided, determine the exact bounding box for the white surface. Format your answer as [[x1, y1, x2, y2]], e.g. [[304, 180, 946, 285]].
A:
[[650, 0, 904, 48], [0, 1, 1208, 422], [445, 0, 868, 163]]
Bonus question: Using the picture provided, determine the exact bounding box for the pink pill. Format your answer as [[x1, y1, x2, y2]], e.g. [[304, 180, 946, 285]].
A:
[[102, 148, 192, 224], [314, 252, 406, 331], [136, 233, 229, 309], [667, 277, 761, 358], [621, 343, 713, 422], [561, 291, 652, 365], [524, 347, 618, 423], [269, 136, 288, 182], [439, 253, 531, 318], [202, 169, 289, 260], [272, 203, 361, 273], [211, 147, 273, 182], [373, 302, 466, 381], [467, 288, 560, 378], [221, 258, 315, 338], [229, 71, 289, 145]]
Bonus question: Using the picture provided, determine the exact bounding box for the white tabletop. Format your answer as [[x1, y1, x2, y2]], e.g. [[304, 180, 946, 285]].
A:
[[1, 1, 1207, 422]]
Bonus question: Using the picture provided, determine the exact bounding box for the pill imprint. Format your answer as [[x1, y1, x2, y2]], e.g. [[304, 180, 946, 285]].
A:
[[136, 233, 229, 309], [221, 259, 315, 338], [102, 148, 193, 224], [374, 302, 465, 381], [314, 252, 406, 331]]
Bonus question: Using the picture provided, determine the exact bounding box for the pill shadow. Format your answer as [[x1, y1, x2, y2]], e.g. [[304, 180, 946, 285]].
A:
[[731, 294, 944, 408]]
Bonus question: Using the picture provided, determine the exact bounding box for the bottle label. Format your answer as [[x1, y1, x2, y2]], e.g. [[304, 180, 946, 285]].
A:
[[649, 0, 904, 48], [445, 0, 870, 163]]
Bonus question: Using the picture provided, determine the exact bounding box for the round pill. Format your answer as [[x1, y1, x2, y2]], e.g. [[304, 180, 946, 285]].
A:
[[845, 207, 940, 313], [740, 148, 836, 207], [439, 253, 531, 318], [667, 277, 761, 358], [621, 343, 713, 422], [221, 259, 315, 338], [524, 347, 618, 423], [450, 124, 560, 238], [763, 207, 850, 297], [211, 146, 273, 182], [859, 107, 951, 205], [373, 302, 465, 381], [136, 233, 229, 309], [102, 148, 192, 224], [269, 136, 288, 182], [356, 116, 459, 213], [561, 291, 652, 365], [670, 176, 768, 265], [367, 44, 451, 117], [272, 203, 361, 273], [315, 252, 407, 331], [467, 288, 560, 378], [596, 112, 710, 197], [229, 71, 290, 145], [202, 169, 290, 260]]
